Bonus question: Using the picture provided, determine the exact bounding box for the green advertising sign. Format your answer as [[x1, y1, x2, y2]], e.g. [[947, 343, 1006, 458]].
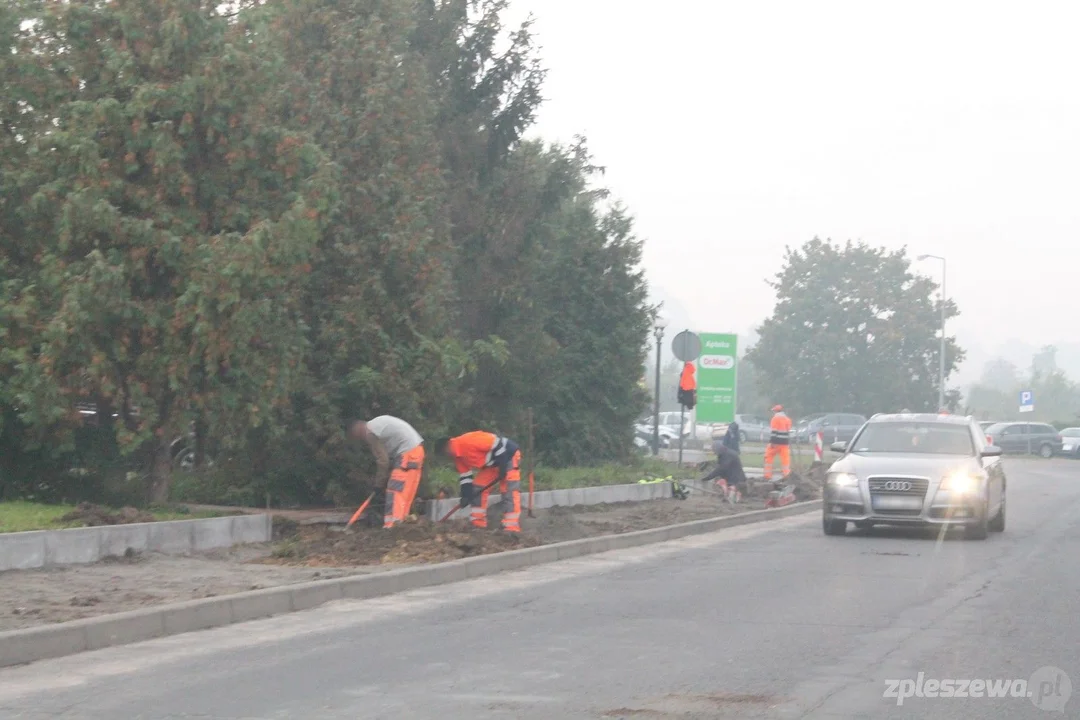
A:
[[695, 332, 738, 424]]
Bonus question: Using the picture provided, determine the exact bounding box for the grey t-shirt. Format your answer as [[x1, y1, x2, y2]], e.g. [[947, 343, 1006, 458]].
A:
[[366, 415, 423, 459]]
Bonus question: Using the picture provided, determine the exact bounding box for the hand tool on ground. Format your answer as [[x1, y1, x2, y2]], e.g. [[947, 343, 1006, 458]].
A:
[[438, 476, 503, 522], [764, 484, 796, 508], [345, 492, 376, 529]]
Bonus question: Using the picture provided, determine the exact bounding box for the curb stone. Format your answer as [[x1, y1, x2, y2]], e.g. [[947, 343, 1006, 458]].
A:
[[0, 500, 821, 669]]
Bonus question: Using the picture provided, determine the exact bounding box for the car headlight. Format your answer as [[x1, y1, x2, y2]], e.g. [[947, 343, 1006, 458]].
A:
[[826, 472, 858, 487], [940, 470, 981, 495]]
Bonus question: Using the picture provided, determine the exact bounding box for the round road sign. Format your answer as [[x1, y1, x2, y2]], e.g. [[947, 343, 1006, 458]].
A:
[[671, 330, 701, 362]]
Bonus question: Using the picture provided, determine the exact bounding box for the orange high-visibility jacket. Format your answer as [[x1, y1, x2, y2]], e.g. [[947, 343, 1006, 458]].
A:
[[768, 412, 792, 445], [447, 431, 516, 484]]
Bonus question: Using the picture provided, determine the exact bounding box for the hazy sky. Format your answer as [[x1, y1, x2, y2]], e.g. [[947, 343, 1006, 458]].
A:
[[506, 0, 1079, 360]]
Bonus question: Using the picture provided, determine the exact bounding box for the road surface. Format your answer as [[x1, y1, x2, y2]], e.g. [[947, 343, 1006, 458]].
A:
[[1, 459, 1077, 719]]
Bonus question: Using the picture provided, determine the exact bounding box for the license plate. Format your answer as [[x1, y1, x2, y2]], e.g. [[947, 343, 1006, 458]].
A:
[[872, 495, 923, 511]]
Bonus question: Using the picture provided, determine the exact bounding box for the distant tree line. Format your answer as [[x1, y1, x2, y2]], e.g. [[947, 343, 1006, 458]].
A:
[[0, 0, 652, 506]]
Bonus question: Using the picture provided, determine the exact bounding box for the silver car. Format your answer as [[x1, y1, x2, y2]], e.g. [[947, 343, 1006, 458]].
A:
[[1061, 428, 1080, 458], [822, 413, 1006, 540]]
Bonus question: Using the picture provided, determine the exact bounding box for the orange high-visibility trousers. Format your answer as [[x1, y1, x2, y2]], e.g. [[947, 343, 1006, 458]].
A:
[[763, 444, 791, 480], [384, 445, 425, 528], [468, 450, 522, 532]]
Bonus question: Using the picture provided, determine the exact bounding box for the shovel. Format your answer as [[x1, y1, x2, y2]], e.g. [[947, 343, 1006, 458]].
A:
[[439, 477, 503, 522], [344, 492, 376, 530]]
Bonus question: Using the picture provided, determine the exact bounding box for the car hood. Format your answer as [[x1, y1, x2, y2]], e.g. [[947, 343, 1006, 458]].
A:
[[830, 452, 983, 479]]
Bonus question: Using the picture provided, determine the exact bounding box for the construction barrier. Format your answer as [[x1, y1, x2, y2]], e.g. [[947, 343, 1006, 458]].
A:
[[815, 431, 823, 462]]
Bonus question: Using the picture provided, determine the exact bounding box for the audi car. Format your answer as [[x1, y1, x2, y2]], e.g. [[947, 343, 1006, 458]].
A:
[[822, 413, 1006, 540]]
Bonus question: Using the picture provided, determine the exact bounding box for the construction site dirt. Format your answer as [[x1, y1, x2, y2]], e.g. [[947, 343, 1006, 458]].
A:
[[0, 487, 786, 632]]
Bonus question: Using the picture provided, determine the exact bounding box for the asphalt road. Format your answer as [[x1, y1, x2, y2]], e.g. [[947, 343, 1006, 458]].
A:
[[1, 458, 1077, 719]]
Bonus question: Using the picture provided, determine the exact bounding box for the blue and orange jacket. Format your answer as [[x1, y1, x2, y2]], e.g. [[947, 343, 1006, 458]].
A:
[[447, 431, 519, 485]]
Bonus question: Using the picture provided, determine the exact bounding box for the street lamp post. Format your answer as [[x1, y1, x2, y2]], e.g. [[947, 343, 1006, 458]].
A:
[[652, 316, 668, 455], [917, 254, 946, 410]]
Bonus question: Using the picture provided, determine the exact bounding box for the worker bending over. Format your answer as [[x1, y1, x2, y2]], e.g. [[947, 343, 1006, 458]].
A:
[[701, 441, 748, 503], [764, 405, 792, 482], [436, 431, 522, 533], [349, 416, 425, 528]]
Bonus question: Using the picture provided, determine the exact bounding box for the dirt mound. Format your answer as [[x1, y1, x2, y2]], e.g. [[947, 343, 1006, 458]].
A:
[[57, 502, 155, 527], [745, 463, 826, 501], [262, 520, 542, 567]]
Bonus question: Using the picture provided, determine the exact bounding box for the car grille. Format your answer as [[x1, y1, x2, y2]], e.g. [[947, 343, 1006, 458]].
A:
[[868, 477, 929, 495], [868, 476, 930, 516]]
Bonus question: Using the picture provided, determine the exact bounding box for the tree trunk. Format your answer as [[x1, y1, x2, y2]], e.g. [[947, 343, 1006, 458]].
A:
[[148, 435, 173, 504]]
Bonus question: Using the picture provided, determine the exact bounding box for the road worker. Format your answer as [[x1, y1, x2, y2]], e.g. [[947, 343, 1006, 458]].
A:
[[701, 441, 748, 502], [348, 416, 425, 528], [764, 404, 792, 483], [434, 431, 522, 533]]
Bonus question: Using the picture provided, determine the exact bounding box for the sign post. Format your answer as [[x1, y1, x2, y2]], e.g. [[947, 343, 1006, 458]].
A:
[[695, 333, 738, 426], [1019, 390, 1034, 454], [672, 331, 701, 468]]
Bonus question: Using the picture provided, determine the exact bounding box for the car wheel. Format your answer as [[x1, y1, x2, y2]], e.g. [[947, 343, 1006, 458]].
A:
[[1039, 443, 1053, 458], [988, 495, 1005, 532], [823, 516, 847, 536]]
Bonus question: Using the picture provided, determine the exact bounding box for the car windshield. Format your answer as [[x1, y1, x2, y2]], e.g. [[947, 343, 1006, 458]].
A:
[[849, 422, 975, 455], [1062, 428, 1080, 438], [985, 423, 1009, 434]]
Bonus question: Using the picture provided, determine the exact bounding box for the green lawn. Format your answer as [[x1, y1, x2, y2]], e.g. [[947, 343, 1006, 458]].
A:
[[0, 501, 218, 534]]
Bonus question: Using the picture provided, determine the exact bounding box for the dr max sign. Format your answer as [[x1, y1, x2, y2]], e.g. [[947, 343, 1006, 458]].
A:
[[695, 333, 738, 423]]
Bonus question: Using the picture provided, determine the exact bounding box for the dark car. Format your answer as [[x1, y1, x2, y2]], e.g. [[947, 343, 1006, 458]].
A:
[[800, 413, 868, 444], [984, 422, 1063, 458], [822, 413, 1006, 540]]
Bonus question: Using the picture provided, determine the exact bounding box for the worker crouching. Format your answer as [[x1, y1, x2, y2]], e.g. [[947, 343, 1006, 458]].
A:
[[436, 431, 522, 533]]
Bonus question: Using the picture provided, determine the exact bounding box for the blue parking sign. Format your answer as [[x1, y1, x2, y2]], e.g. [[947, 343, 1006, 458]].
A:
[[1019, 390, 1034, 413]]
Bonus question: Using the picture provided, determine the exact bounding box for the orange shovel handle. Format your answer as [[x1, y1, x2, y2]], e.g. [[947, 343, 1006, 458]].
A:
[[345, 492, 376, 529]]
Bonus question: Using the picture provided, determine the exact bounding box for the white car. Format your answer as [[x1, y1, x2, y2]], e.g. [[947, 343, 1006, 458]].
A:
[[1061, 428, 1080, 458]]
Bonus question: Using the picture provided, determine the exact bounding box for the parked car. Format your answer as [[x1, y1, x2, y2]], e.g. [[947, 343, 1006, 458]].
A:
[[799, 413, 868, 444], [733, 414, 769, 443], [984, 422, 1063, 458], [822, 413, 1006, 539], [1059, 428, 1080, 458], [635, 422, 679, 449], [793, 413, 826, 440], [655, 411, 691, 438]]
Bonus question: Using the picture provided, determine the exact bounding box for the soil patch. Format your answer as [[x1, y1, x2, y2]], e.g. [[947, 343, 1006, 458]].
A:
[[261, 521, 542, 567]]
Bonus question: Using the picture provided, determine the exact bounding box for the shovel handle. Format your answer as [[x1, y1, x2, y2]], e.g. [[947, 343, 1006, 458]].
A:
[[439, 477, 501, 522], [345, 492, 376, 529]]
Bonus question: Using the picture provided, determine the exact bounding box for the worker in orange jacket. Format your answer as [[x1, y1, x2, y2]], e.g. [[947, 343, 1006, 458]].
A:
[[763, 405, 792, 482], [435, 431, 522, 532]]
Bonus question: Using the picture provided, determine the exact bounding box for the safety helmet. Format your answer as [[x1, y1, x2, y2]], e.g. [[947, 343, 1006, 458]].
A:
[[772, 405, 783, 412]]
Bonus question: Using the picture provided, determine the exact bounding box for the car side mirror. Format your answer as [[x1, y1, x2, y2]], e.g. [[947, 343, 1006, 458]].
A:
[[981, 445, 1003, 458], [830, 441, 847, 453]]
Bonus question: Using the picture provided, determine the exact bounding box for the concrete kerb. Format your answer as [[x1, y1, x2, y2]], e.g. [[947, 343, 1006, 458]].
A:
[[0, 514, 272, 572], [0, 500, 821, 669]]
